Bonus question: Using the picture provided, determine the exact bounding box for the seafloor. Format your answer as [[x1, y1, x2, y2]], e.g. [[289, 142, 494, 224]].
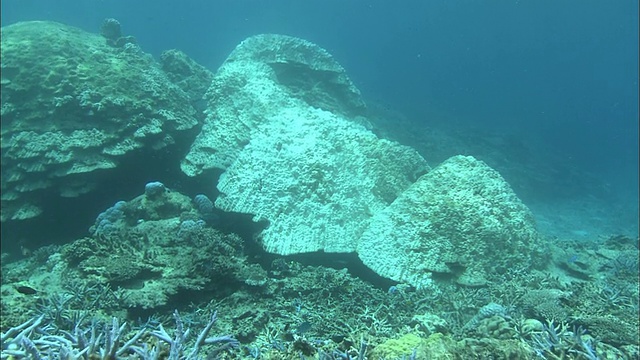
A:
[[1, 116, 637, 359]]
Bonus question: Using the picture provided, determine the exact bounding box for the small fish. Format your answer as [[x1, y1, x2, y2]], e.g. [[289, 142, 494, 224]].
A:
[[296, 321, 312, 334], [16, 285, 37, 295]]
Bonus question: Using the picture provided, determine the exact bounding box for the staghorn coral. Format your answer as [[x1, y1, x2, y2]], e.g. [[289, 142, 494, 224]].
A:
[[0, 310, 238, 359], [1, 315, 146, 359]]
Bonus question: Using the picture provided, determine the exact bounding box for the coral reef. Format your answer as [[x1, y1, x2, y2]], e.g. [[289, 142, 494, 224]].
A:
[[0, 21, 198, 222], [177, 34, 544, 293], [2, 183, 251, 317], [1, 233, 638, 359], [72, 184, 249, 310], [0, 25, 637, 360]]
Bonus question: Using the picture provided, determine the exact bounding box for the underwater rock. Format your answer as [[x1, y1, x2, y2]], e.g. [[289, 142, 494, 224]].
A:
[[0, 21, 198, 222], [357, 155, 543, 289]]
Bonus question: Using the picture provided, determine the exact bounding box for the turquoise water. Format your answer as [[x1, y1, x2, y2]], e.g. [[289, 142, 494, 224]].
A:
[[1, 2, 637, 359]]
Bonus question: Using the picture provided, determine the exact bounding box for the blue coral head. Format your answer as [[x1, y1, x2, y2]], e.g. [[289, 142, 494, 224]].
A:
[[144, 181, 166, 198]]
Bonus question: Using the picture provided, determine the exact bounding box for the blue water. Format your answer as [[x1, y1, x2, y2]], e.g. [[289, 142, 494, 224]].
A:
[[2, 0, 638, 237]]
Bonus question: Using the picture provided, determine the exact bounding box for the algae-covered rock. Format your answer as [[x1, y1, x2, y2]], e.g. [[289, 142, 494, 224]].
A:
[[358, 155, 542, 289], [0, 21, 199, 221], [181, 33, 369, 175]]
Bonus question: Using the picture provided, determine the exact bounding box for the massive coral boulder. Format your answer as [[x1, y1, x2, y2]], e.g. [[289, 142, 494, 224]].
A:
[[216, 106, 428, 254], [0, 21, 199, 221], [357, 155, 543, 289], [181, 34, 369, 175], [185, 33, 429, 254]]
